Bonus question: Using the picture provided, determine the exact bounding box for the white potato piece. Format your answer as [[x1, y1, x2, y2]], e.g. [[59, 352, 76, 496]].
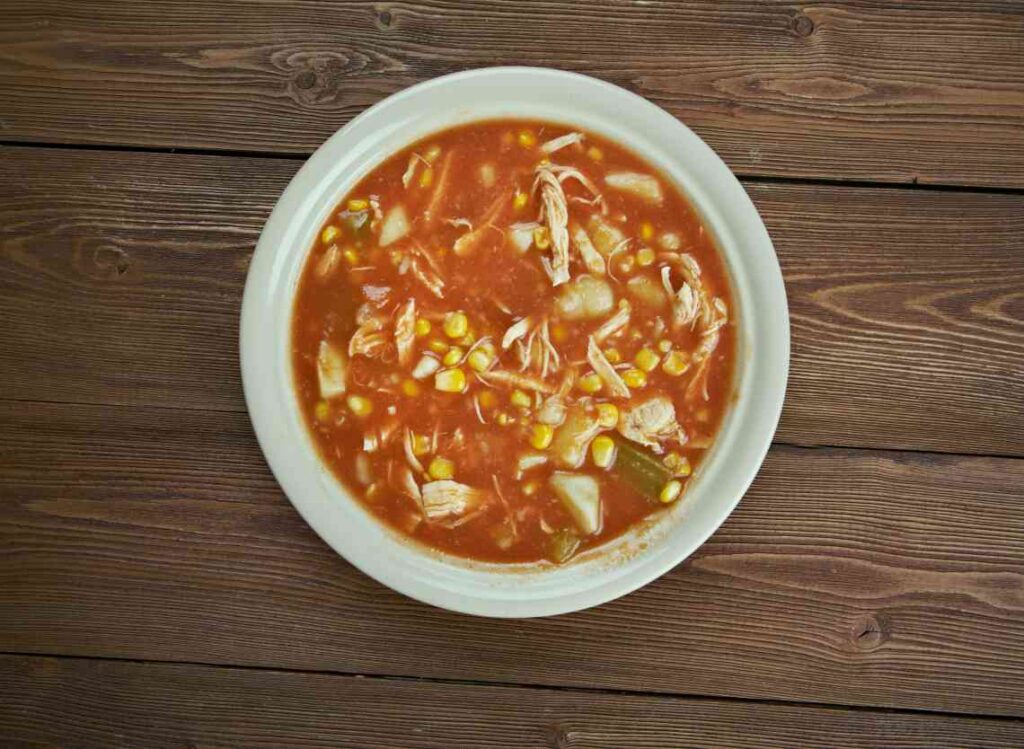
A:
[[587, 214, 626, 256], [549, 472, 602, 535], [556, 275, 615, 320], [317, 340, 347, 398], [378, 204, 410, 247], [605, 172, 664, 205]]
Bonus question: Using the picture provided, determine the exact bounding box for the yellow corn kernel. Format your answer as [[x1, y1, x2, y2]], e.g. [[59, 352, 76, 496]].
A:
[[347, 198, 369, 212], [662, 350, 691, 377], [321, 225, 340, 244], [365, 482, 384, 501], [428, 457, 455, 480], [659, 479, 683, 504], [590, 435, 617, 469], [458, 330, 476, 347], [522, 480, 539, 496], [478, 389, 497, 409], [618, 254, 635, 274], [603, 347, 622, 364], [664, 452, 692, 477], [640, 222, 655, 241], [533, 226, 551, 250], [342, 247, 360, 265], [510, 389, 532, 409], [634, 347, 661, 373], [424, 144, 442, 163], [518, 130, 537, 148], [513, 190, 529, 211], [428, 338, 449, 354], [412, 433, 431, 456], [657, 339, 672, 353], [314, 401, 331, 422], [551, 324, 568, 343], [587, 146, 603, 161], [443, 311, 469, 339], [442, 347, 464, 367], [414, 318, 432, 338], [389, 249, 403, 266], [346, 394, 373, 417], [597, 402, 619, 429], [401, 379, 421, 397], [636, 247, 656, 267], [419, 167, 434, 188], [578, 372, 603, 394], [496, 412, 513, 426], [466, 348, 491, 372], [622, 368, 647, 388], [434, 368, 467, 393], [529, 423, 554, 450]]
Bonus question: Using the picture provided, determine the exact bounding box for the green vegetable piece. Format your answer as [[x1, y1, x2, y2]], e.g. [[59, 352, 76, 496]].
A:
[[547, 529, 581, 564], [610, 435, 673, 501]]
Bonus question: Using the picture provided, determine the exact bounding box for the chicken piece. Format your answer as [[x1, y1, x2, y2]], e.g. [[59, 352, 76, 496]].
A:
[[421, 480, 488, 525], [349, 317, 388, 358], [541, 132, 584, 154], [572, 223, 606, 276], [617, 396, 687, 453], [478, 369, 555, 394], [533, 164, 571, 286], [551, 403, 603, 469], [587, 337, 630, 398], [592, 301, 630, 344], [394, 299, 417, 367]]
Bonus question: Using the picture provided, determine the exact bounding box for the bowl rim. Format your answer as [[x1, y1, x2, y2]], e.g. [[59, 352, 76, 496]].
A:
[[240, 66, 789, 618]]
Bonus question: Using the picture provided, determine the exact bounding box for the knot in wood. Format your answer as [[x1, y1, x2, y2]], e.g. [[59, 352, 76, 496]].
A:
[[792, 13, 815, 38], [851, 612, 889, 652]]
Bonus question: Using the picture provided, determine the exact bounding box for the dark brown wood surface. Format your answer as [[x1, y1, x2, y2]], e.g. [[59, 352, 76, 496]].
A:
[[3, 655, 1023, 749], [2, 147, 1021, 455], [1, 0, 1023, 743], [2, 1, 1024, 186]]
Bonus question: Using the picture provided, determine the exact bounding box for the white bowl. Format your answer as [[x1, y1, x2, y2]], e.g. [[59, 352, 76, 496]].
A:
[[240, 67, 789, 618]]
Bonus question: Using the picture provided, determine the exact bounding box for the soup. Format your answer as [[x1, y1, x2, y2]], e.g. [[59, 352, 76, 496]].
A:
[[292, 120, 735, 564]]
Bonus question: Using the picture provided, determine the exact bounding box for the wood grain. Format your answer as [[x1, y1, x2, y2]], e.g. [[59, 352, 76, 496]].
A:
[[3, 655, 1023, 749], [3, 399, 1022, 715], [2, 146, 1021, 455], [2, 1, 1023, 187]]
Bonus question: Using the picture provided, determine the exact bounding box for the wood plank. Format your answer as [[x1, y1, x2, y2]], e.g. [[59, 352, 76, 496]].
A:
[[2, 655, 1022, 749], [2, 1, 1023, 187], [2, 146, 1021, 455], [2, 400, 1022, 715]]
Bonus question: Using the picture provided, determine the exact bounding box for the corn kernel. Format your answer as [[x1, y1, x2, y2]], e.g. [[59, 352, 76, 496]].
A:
[[640, 222, 655, 241], [412, 433, 431, 456], [442, 347, 464, 367], [428, 339, 448, 354], [603, 347, 622, 364], [664, 452, 692, 477], [496, 412, 513, 426], [662, 350, 690, 377], [513, 190, 529, 211], [467, 348, 493, 372], [424, 144, 442, 163], [622, 368, 647, 388], [419, 167, 434, 188], [634, 347, 661, 373], [590, 435, 617, 469], [657, 339, 672, 353], [414, 318, 432, 337], [636, 247, 656, 267], [597, 403, 619, 428], [529, 423, 554, 450], [618, 254, 635, 274], [321, 225, 340, 244], [428, 457, 455, 480], [587, 146, 603, 161], [434, 368, 467, 393], [347, 198, 369, 212], [578, 372, 603, 394], [510, 389, 532, 409], [659, 479, 683, 504], [458, 331, 476, 347], [342, 247, 360, 265], [401, 379, 421, 397], [533, 226, 551, 250], [522, 480, 539, 496], [346, 394, 373, 417], [314, 401, 331, 422], [518, 130, 537, 148], [443, 311, 469, 339], [551, 324, 568, 343], [478, 389, 497, 409]]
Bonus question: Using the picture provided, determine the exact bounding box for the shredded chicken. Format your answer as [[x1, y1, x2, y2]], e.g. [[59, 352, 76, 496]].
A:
[[592, 301, 631, 344], [502, 316, 533, 350], [533, 164, 571, 286], [394, 299, 417, 367], [478, 369, 555, 394], [421, 480, 488, 526], [541, 131, 584, 154], [423, 151, 454, 228], [587, 336, 630, 398], [685, 297, 729, 402], [572, 224, 606, 276], [617, 396, 687, 453], [408, 248, 445, 299], [403, 428, 426, 475], [349, 318, 388, 358]]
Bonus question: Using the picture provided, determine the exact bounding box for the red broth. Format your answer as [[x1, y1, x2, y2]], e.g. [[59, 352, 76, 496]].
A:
[[292, 120, 735, 564]]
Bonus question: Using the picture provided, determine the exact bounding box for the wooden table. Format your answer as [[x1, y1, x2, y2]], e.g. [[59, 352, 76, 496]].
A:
[[2, 2, 1023, 745]]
